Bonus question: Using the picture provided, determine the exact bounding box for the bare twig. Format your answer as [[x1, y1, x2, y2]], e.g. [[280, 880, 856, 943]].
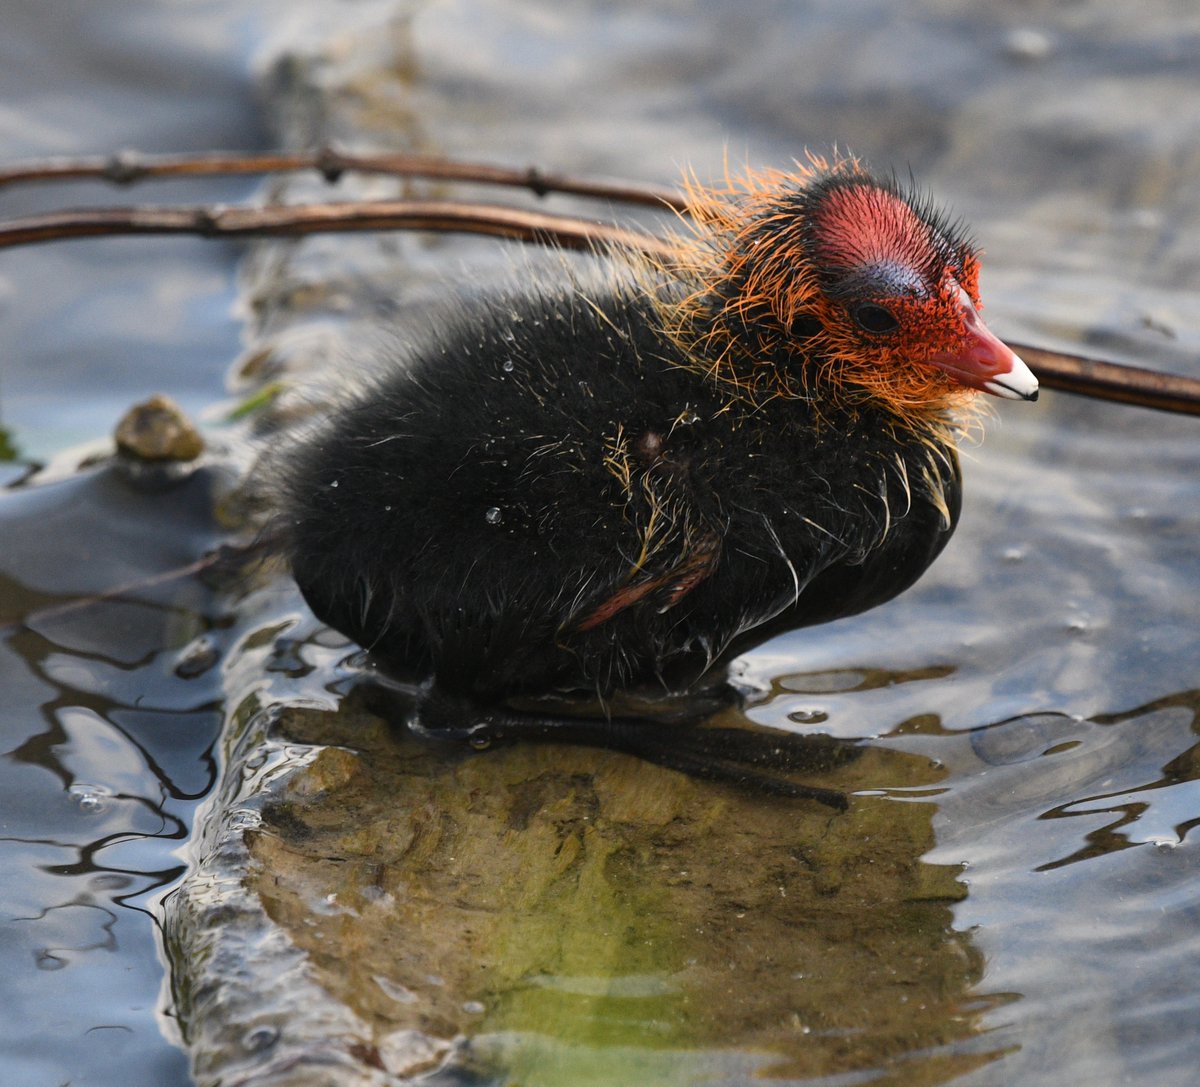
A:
[[0, 146, 687, 211], [0, 199, 677, 256]]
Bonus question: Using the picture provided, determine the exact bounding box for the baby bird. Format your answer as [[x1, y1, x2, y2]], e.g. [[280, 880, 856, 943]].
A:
[[281, 156, 1036, 795]]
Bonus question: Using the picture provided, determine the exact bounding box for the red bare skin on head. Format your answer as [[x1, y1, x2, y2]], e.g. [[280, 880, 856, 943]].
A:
[[812, 184, 939, 279]]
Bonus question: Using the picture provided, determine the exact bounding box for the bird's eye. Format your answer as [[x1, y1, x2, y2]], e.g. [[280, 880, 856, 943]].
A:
[[850, 303, 900, 335]]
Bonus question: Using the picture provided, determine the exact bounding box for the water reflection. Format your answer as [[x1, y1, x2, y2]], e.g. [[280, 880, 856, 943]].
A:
[[1034, 692, 1200, 869], [211, 685, 1000, 1086], [935, 692, 1200, 867], [909, 688, 1200, 1087], [0, 462, 229, 1086]]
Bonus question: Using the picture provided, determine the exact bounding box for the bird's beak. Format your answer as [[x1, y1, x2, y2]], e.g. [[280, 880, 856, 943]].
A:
[[922, 287, 1039, 401]]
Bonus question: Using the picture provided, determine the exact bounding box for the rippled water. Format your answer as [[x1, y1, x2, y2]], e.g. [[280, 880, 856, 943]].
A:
[[2, 2, 1199, 1085]]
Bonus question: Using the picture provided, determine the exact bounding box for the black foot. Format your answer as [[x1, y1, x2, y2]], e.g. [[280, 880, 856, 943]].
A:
[[401, 684, 854, 810], [597, 721, 853, 809]]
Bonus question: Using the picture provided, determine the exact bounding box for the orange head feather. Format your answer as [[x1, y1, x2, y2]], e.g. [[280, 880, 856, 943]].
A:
[[650, 154, 1033, 429]]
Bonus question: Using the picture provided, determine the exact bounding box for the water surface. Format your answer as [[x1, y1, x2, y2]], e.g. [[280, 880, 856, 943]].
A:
[[2, 2, 1199, 1085]]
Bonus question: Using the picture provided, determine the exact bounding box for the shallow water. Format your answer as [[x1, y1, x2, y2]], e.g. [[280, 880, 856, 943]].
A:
[[2, 1, 1200, 1085], [0, 4, 280, 1083]]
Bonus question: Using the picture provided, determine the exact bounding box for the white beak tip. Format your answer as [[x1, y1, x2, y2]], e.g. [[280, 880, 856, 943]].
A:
[[985, 352, 1039, 402]]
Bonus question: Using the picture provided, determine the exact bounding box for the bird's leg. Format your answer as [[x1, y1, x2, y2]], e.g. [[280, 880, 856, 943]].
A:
[[364, 680, 854, 810]]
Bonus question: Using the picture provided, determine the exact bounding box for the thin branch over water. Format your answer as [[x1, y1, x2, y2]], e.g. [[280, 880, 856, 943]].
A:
[[0, 199, 676, 255], [1015, 345, 1200, 416], [0, 146, 687, 210]]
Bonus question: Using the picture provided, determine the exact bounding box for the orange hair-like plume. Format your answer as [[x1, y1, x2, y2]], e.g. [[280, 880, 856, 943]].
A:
[[643, 154, 983, 434]]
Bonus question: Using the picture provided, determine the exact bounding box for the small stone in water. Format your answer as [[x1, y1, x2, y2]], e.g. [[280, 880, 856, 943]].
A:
[[114, 393, 204, 462], [374, 975, 419, 1004]]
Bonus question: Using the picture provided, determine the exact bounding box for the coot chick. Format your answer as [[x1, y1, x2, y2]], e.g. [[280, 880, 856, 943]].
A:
[[281, 156, 1037, 801]]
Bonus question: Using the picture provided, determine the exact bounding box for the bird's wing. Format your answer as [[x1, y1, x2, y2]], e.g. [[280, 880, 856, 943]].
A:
[[570, 528, 722, 633]]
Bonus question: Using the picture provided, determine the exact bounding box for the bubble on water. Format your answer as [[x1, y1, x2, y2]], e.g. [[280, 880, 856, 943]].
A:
[[485, 507, 503, 525], [502, 359, 515, 373], [788, 709, 828, 725], [329, 478, 339, 488], [971, 713, 1077, 766], [462, 1000, 486, 1015], [68, 783, 113, 815]]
